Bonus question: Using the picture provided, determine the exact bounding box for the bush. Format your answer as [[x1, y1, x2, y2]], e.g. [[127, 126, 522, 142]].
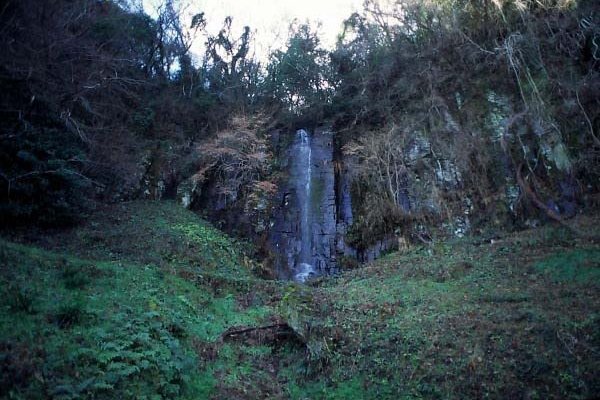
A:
[[0, 127, 92, 227]]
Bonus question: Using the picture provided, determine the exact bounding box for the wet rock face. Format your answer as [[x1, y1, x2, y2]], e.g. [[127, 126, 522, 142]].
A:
[[268, 126, 426, 280], [270, 128, 338, 280], [335, 153, 357, 260], [310, 129, 338, 276]]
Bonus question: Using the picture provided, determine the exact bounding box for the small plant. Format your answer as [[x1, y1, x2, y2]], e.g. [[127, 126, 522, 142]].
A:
[[61, 261, 90, 290], [53, 293, 87, 329], [5, 282, 37, 314]]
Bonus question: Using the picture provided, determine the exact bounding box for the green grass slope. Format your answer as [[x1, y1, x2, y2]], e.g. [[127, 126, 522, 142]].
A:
[[279, 222, 600, 399], [1, 201, 599, 399], [34, 201, 257, 280], [0, 201, 277, 399]]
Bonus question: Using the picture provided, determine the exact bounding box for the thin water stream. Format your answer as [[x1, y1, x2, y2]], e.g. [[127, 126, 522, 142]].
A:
[[294, 129, 316, 282]]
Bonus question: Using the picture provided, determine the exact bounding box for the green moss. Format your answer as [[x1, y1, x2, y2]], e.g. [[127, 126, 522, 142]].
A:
[[534, 248, 600, 283], [277, 223, 600, 399]]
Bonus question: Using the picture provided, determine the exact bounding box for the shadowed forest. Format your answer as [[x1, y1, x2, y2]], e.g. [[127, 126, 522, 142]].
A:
[[0, 0, 599, 398]]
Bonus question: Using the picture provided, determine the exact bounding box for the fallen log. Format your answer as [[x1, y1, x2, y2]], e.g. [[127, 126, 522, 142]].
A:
[[221, 320, 305, 346], [222, 323, 290, 339]]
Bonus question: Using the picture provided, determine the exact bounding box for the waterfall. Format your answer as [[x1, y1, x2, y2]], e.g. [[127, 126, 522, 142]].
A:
[[295, 129, 315, 282], [269, 127, 337, 281]]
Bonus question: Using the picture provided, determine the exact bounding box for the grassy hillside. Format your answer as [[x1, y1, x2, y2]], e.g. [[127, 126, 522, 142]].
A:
[[1, 201, 599, 399], [0, 202, 278, 399], [298, 224, 600, 399]]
